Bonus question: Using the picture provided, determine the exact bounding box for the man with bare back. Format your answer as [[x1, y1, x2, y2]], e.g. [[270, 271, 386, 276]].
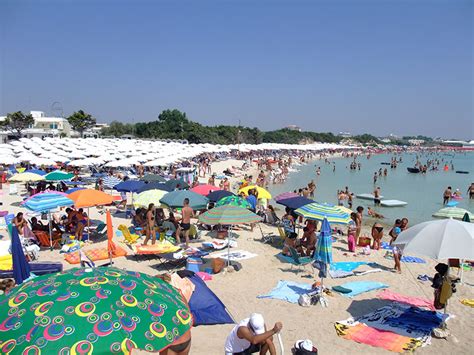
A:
[[176, 198, 194, 247]]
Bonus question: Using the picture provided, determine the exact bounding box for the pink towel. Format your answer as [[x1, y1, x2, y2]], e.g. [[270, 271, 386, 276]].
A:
[[376, 289, 435, 310]]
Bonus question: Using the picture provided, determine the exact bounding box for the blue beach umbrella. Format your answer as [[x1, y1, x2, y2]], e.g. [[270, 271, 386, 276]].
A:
[[11, 226, 31, 284], [114, 180, 146, 193], [207, 190, 235, 203], [24, 169, 46, 176], [277, 196, 314, 210], [23, 192, 74, 249], [65, 187, 86, 194]]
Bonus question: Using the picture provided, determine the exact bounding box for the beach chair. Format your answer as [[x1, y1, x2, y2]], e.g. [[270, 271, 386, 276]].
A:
[[33, 231, 61, 249], [117, 224, 140, 244], [275, 227, 287, 247], [289, 247, 313, 274], [88, 223, 107, 239], [258, 223, 276, 244]]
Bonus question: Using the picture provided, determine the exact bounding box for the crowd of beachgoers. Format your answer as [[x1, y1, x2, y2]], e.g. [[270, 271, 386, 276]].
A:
[[0, 138, 472, 355]]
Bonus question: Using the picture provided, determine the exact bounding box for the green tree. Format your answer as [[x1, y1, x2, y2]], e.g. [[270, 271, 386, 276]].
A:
[[67, 110, 96, 137], [101, 121, 135, 137], [0, 111, 35, 138]]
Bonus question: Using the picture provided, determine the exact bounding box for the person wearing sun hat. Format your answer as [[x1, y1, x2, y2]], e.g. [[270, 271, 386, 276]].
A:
[[224, 313, 282, 355]]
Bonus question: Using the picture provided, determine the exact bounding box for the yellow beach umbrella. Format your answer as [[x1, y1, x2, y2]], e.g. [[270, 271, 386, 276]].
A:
[[9, 172, 45, 182], [238, 185, 272, 199]]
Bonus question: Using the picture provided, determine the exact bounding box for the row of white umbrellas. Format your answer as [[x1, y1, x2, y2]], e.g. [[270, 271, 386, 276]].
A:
[[0, 137, 355, 167]]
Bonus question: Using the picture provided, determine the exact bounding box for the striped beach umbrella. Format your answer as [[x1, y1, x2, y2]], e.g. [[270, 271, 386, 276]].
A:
[[432, 207, 474, 220], [314, 218, 333, 265], [102, 176, 122, 189], [198, 205, 262, 225], [22, 192, 74, 212], [294, 202, 350, 224], [274, 192, 299, 202], [216, 195, 252, 209]]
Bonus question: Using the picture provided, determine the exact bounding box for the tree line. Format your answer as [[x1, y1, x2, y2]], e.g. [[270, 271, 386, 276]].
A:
[[1, 109, 383, 145]]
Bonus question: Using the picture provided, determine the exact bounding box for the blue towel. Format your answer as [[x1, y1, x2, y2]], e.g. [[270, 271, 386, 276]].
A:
[[330, 261, 368, 272], [335, 281, 388, 298], [258, 281, 312, 304], [401, 256, 426, 263], [381, 241, 393, 250]]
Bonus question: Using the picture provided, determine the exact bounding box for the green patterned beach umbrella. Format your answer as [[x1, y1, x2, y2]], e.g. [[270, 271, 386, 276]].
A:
[[198, 205, 261, 225], [0, 267, 192, 354], [216, 195, 252, 209]]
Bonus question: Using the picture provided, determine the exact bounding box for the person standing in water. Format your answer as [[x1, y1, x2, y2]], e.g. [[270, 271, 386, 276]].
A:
[[467, 183, 474, 199], [373, 187, 381, 206], [373, 172, 378, 184], [443, 186, 452, 205]]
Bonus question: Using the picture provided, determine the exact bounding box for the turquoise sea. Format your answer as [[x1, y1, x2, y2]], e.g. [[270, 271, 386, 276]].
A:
[[267, 151, 473, 225]]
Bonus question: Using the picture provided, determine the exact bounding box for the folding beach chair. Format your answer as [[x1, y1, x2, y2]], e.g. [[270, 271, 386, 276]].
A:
[[289, 247, 313, 274], [117, 225, 140, 244], [258, 223, 277, 244]]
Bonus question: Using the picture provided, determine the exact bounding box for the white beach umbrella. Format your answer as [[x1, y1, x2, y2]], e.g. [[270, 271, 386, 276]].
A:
[[392, 219, 474, 260], [0, 155, 20, 165]]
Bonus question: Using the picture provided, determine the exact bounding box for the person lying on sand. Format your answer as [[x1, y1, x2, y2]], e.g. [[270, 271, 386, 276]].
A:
[[367, 207, 384, 219]]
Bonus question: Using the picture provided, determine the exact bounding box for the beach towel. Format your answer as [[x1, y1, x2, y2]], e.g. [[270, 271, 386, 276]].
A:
[[258, 280, 312, 304], [377, 289, 435, 310], [334, 322, 423, 353], [460, 299, 474, 308], [401, 256, 426, 264], [64, 245, 127, 264], [381, 241, 393, 250], [356, 303, 445, 339], [333, 281, 388, 297], [211, 250, 257, 261], [330, 261, 368, 272]]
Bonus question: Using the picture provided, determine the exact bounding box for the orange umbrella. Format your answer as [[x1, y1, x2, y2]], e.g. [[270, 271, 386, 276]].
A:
[[67, 189, 115, 208], [106, 210, 116, 262]]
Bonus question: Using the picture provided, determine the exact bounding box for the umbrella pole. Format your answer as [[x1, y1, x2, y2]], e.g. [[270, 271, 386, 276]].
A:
[[227, 225, 232, 267], [87, 207, 90, 240], [48, 211, 53, 251]]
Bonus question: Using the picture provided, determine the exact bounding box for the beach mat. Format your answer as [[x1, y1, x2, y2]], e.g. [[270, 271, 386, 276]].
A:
[[258, 280, 312, 304], [334, 322, 423, 353], [64, 245, 127, 264], [332, 281, 388, 297], [377, 289, 435, 311]]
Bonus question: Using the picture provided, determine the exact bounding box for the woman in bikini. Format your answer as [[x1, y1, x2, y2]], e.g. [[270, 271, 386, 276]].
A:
[[371, 222, 383, 250], [143, 203, 156, 246]]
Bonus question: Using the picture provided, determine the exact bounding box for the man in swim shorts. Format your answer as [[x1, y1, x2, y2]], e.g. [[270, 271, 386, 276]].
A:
[[176, 198, 194, 247]]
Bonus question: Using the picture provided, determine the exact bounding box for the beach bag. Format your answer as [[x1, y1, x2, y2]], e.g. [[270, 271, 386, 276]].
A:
[[358, 235, 371, 247], [298, 291, 319, 307], [211, 257, 225, 274]]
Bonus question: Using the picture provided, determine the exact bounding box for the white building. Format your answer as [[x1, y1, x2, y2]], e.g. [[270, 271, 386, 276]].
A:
[[82, 123, 110, 138], [0, 111, 71, 143], [285, 125, 301, 132]]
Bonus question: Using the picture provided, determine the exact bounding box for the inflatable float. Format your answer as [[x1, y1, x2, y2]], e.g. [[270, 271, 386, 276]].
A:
[[380, 200, 408, 207], [356, 193, 384, 200], [455, 171, 469, 174], [407, 167, 420, 173]]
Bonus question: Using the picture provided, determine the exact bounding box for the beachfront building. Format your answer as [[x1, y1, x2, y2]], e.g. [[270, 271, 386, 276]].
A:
[[82, 123, 110, 138], [0, 111, 71, 143], [285, 125, 301, 132]]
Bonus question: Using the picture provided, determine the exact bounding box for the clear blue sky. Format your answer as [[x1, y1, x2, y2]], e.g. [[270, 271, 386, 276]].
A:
[[1, 0, 472, 139]]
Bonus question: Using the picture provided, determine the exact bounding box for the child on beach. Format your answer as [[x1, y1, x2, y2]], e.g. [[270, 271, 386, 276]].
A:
[[347, 213, 357, 253], [390, 226, 402, 273], [0, 279, 15, 295]]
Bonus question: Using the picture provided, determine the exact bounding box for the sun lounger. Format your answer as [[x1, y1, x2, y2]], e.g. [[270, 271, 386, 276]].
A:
[[64, 245, 127, 264], [117, 224, 140, 244]]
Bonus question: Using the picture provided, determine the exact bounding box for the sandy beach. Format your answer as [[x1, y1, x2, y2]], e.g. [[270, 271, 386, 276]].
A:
[[1, 158, 473, 355]]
